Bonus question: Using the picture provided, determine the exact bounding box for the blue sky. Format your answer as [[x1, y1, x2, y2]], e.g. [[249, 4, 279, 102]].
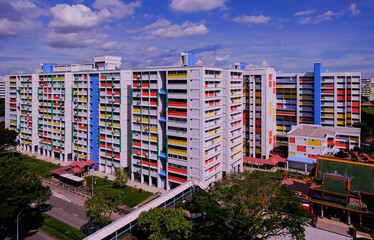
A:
[[0, 0, 373, 77]]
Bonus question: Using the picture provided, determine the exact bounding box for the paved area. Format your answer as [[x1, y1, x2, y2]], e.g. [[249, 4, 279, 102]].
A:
[[16, 148, 71, 166], [269, 225, 349, 240], [316, 217, 350, 237]]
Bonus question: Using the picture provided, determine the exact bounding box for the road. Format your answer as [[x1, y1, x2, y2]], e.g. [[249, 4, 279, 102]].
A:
[[46, 195, 88, 229]]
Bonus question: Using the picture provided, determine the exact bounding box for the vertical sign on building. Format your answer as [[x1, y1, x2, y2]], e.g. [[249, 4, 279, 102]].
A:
[[314, 63, 322, 125]]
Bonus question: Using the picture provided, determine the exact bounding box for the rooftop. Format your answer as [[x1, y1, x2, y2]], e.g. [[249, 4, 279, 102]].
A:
[[287, 124, 360, 138]]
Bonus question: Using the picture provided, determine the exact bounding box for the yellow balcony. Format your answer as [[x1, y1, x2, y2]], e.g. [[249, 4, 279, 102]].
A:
[[276, 84, 282, 88], [255, 92, 261, 97], [168, 148, 187, 156], [78, 154, 86, 158], [277, 125, 283, 130], [337, 114, 345, 119], [323, 108, 334, 112], [150, 127, 157, 132], [78, 97, 87, 101], [269, 109, 272, 116], [133, 108, 141, 113], [214, 137, 220, 143], [53, 122, 60, 126], [350, 137, 359, 142], [255, 148, 261, 154], [100, 106, 105, 110], [168, 73, 187, 79], [255, 99, 261, 104], [299, 96, 312, 99], [337, 120, 345, 125], [150, 135, 157, 141], [113, 123, 120, 127], [10, 121, 17, 125], [169, 139, 187, 146], [289, 152, 295, 156], [322, 114, 334, 118], [101, 114, 106, 118], [277, 130, 283, 135], [308, 139, 321, 147]]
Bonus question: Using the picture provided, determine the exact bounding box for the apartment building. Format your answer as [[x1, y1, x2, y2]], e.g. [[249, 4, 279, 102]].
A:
[[276, 63, 361, 141], [0, 76, 5, 98], [287, 124, 360, 172], [130, 53, 243, 189], [361, 78, 374, 101], [242, 67, 277, 159], [5, 56, 131, 174]]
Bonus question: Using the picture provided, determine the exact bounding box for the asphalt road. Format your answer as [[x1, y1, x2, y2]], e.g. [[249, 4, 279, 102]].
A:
[[45, 195, 88, 229]]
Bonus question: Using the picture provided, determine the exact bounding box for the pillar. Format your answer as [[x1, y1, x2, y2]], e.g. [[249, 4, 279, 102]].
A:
[[287, 162, 289, 170], [310, 203, 314, 215], [305, 163, 308, 174], [321, 205, 324, 218], [359, 213, 362, 227], [348, 211, 351, 225]]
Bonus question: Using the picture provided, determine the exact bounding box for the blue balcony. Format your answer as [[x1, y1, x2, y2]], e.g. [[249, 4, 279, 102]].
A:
[[159, 117, 166, 122], [159, 90, 167, 95], [159, 152, 166, 158], [159, 170, 166, 177]]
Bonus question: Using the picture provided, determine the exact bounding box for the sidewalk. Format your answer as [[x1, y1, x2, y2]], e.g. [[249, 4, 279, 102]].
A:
[[316, 217, 372, 239], [16, 148, 71, 166]]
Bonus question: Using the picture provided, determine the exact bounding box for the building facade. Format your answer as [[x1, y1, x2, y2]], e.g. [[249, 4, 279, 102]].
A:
[[276, 64, 361, 141], [130, 57, 243, 189], [361, 78, 374, 102], [243, 67, 277, 159], [0, 76, 5, 98], [287, 124, 360, 172], [5, 56, 131, 174]]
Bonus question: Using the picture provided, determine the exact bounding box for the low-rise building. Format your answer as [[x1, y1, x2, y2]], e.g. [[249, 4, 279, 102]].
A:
[[287, 124, 360, 172]]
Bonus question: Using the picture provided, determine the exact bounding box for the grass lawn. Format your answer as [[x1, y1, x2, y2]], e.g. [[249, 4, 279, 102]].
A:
[[362, 107, 374, 115], [40, 214, 86, 240], [84, 176, 153, 207], [20, 154, 60, 178]]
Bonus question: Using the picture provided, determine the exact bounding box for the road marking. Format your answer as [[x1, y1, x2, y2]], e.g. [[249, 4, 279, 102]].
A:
[[72, 213, 78, 217], [52, 192, 72, 203], [59, 207, 64, 211]]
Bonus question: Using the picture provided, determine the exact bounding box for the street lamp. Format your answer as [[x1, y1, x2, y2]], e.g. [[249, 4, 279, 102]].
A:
[[16, 209, 23, 240]]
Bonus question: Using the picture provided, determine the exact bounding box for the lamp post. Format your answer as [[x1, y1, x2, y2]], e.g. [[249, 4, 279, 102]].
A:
[[17, 209, 23, 240]]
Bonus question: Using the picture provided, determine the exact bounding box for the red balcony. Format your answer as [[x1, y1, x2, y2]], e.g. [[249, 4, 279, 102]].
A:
[[168, 111, 187, 117], [100, 136, 105, 140], [328, 140, 335, 146], [53, 147, 60, 152], [100, 76, 106, 80], [78, 126, 87, 130], [168, 175, 187, 183], [150, 92, 157, 96], [142, 92, 149, 96], [133, 141, 141, 147], [150, 101, 157, 106], [142, 83, 149, 88], [297, 145, 306, 152], [168, 102, 187, 107], [168, 166, 187, 174], [142, 160, 157, 167], [114, 154, 120, 159]]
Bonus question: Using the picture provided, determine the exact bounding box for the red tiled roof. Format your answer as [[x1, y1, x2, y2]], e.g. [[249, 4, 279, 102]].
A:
[[70, 161, 79, 167], [86, 159, 95, 165], [71, 167, 84, 174], [50, 165, 70, 175], [77, 161, 86, 169], [243, 154, 286, 166]]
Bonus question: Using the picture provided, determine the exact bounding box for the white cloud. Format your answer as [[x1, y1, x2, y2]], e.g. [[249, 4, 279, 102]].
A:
[[102, 41, 121, 50], [49, 4, 110, 31], [298, 10, 344, 24], [46, 30, 102, 48], [0, 0, 43, 39], [293, 9, 315, 16], [233, 15, 271, 24], [169, 0, 227, 13], [348, 3, 360, 16], [92, 0, 141, 19], [216, 54, 230, 62], [136, 19, 208, 39], [314, 10, 344, 23], [145, 46, 159, 52]]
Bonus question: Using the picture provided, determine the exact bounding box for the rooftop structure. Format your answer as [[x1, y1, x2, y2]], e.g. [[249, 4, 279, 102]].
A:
[[287, 124, 360, 173]]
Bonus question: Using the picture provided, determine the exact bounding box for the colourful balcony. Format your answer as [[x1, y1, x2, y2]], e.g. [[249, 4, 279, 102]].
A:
[[168, 166, 187, 174], [168, 175, 187, 183], [168, 139, 187, 146], [168, 102, 187, 107], [168, 73, 187, 79], [168, 148, 187, 156], [168, 111, 187, 117]]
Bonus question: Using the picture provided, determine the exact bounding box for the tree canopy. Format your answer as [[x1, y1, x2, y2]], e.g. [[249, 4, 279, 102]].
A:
[[84, 186, 122, 226], [0, 122, 18, 151], [353, 122, 372, 142], [113, 167, 129, 189], [0, 156, 52, 222], [137, 207, 193, 240], [185, 171, 309, 240]]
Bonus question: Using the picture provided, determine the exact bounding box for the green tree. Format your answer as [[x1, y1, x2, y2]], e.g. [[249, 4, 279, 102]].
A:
[[84, 187, 122, 226], [0, 156, 52, 222], [0, 122, 18, 151], [137, 207, 193, 240], [353, 122, 372, 142], [0, 98, 5, 116], [113, 167, 129, 189], [186, 171, 309, 240]]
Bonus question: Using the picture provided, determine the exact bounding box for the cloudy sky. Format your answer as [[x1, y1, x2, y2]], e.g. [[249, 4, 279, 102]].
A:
[[0, 0, 373, 77]]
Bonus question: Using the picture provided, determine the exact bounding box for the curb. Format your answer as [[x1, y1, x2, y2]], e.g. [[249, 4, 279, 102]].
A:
[[43, 179, 91, 199]]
